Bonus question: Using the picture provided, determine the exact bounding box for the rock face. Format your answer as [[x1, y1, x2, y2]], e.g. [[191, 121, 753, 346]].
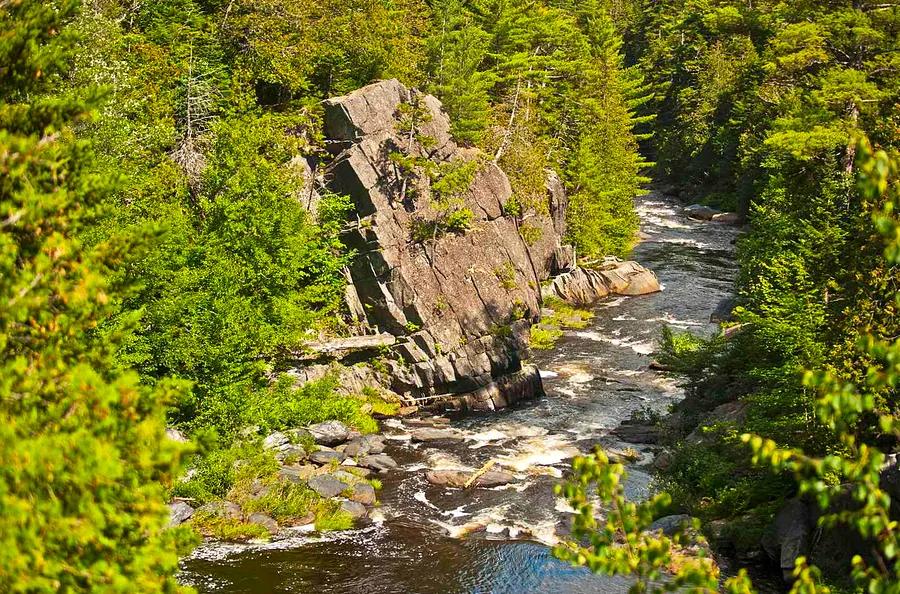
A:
[[541, 259, 660, 306], [321, 79, 567, 406]]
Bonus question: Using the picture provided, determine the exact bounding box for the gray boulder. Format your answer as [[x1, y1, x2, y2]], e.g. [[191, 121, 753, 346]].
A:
[[340, 499, 368, 519], [169, 501, 195, 526], [410, 427, 463, 443], [357, 453, 398, 473], [761, 498, 814, 581], [648, 514, 692, 537], [263, 431, 289, 450], [247, 512, 279, 533], [307, 474, 349, 498], [308, 421, 351, 446], [278, 464, 318, 484], [310, 448, 346, 465], [425, 469, 516, 489], [197, 500, 243, 521], [349, 483, 377, 505], [344, 435, 386, 457], [541, 260, 660, 306], [684, 204, 720, 221]]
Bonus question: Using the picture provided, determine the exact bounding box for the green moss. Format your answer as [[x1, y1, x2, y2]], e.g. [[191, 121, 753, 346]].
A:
[[530, 324, 563, 350], [314, 509, 355, 532], [519, 222, 543, 246], [530, 297, 593, 349], [190, 512, 271, 542]]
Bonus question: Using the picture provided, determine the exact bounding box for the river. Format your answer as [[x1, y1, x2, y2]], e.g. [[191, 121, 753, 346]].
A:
[[179, 191, 740, 593]]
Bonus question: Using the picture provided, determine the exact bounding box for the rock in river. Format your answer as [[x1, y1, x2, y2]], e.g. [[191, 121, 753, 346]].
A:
[[410, 427, 463, 443], [425, 469, 516, 489], [340, 500, 368, 519], [357, 453, 398, 472]]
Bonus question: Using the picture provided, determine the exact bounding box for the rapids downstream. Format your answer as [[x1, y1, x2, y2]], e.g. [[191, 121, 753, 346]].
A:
[[179, 191, 740, 593]]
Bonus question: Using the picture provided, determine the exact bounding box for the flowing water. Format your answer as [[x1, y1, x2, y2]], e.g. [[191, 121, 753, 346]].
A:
[[180, 192, 741, 593]]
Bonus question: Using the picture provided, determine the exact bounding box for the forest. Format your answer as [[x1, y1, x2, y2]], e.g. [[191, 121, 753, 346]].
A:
[[1, 0, 898, 592]]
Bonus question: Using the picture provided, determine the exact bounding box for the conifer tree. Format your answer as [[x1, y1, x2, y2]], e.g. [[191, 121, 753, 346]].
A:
[[0, 2, 191, 590]]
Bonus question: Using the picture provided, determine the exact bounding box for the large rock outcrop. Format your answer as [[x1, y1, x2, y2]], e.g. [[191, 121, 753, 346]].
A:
[[293, 80, 658, 409], [321, 79, 567, 405], [542, 258, 660, 306]]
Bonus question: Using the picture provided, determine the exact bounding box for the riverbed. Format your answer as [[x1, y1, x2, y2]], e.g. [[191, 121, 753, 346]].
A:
[[179, 191, 740, 593]]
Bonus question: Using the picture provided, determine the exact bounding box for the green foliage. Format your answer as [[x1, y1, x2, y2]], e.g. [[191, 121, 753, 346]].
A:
[[423, 0, 648, 258], [315, 510, 355, 532], [189, 513, 270, 542], [0, 1, 192, 590], [519, 222, 543, 246], [555, 450, 752, 594], [249, 375, 378, 436], [559, 145, 900, 593], [530, 297, 593, 349], [530, 325, 564, 350]]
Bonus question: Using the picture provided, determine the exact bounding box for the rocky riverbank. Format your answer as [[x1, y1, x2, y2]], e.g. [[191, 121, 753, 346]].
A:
[[171, 80, 663, 550]]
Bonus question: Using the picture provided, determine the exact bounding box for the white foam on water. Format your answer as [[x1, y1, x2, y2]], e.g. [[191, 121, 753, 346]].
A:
[[425, 450, 472, 471], [495, 435, 580, 472], [613, 314, 637, 321], [384, 433, 412, 441], [414, 491, 441, 510], [567, 372, 595, 384], [645, 313, 704, 327], [656, 237, 710, 249], [599, 297, 627, 308], [572, 330, 604, 342], [441, 505, 472, 519], [539, 369, 559, 379]]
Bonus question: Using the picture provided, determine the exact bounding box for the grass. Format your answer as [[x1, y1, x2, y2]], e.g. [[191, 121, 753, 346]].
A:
[[529, 324, 563, 350], [315, 509, 355, 532], [190, 512, 271, 542], [529, 296, 593, 349]]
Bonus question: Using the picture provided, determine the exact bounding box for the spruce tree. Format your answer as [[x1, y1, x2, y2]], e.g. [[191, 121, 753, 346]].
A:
[[0, 2, 191, 591]]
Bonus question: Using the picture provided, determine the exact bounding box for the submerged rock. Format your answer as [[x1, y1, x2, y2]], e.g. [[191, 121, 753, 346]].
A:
[[425, 469, 516, 489]]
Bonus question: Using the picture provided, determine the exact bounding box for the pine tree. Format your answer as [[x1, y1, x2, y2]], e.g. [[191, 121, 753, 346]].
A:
[[0, 2, 192, 591]]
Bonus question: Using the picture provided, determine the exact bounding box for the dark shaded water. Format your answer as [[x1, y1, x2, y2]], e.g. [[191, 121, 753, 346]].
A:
[[180, 192, 741, 593]]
